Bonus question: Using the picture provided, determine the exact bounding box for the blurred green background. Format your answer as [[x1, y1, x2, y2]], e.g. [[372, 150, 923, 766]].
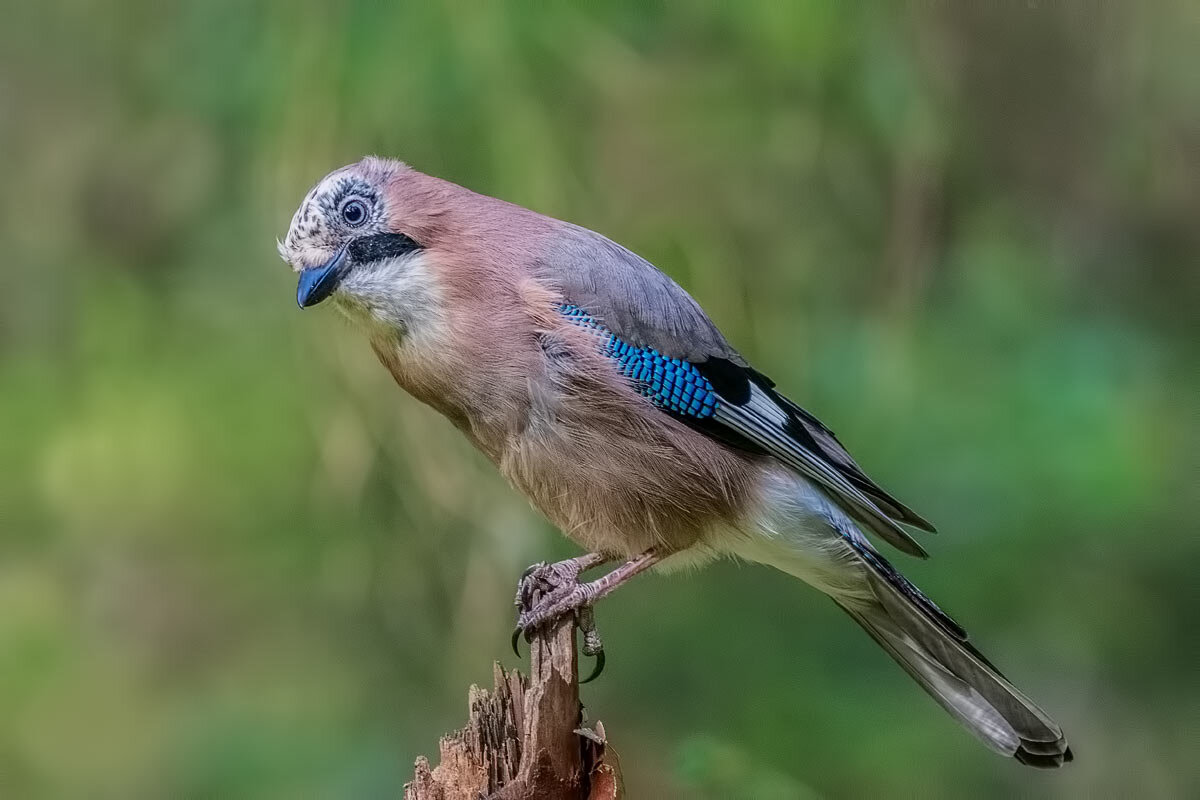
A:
[[3, 2, 1197, 797]]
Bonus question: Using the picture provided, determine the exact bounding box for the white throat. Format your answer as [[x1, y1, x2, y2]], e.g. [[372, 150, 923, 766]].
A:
[[332, 252, 443, 341]]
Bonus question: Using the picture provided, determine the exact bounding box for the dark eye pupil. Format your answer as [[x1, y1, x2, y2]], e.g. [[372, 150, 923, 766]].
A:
[[342, 201, 366, 225]]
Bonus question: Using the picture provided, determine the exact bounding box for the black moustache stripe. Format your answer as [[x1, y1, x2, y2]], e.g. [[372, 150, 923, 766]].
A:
[[348, 232, 423, 263]]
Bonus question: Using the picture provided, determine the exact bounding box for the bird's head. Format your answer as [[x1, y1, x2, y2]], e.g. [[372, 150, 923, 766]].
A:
[[278, 157, 442, 332]]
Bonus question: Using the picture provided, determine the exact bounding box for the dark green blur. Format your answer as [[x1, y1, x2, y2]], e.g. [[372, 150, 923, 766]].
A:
[[2, 2, 1196, 797]]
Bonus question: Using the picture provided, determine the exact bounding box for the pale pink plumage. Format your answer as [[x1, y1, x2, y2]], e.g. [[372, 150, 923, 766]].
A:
[[278, 157, 1072, 767]]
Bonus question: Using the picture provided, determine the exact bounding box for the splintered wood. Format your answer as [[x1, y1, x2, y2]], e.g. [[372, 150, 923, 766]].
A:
[[403, 615, 622, 800]]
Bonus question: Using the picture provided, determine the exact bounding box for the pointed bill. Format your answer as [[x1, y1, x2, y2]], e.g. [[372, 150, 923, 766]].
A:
[[296, 246, 351, 308]]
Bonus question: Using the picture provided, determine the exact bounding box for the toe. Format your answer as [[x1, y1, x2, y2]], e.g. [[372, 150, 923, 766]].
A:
[[510, 626, 523, 657], [580, 650, 605, 684]]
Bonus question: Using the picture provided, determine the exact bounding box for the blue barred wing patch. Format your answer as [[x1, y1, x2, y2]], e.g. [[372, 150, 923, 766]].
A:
[[559, 304, 719, 419]]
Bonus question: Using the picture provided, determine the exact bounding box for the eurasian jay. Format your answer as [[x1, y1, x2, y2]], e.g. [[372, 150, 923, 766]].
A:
[[278, 157, 1071, 767]]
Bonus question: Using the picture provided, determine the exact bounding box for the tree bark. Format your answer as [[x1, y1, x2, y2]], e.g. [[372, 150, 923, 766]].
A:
[[403, 615, 621, 800]]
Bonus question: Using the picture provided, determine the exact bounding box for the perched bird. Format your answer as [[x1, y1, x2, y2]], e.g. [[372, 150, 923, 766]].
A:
[[279, 157, 1072, 767]]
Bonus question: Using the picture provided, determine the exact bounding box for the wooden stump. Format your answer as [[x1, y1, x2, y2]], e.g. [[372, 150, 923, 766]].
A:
[[403, 615, 622, 800]]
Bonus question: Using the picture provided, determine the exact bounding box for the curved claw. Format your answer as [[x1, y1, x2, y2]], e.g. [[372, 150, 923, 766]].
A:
[[519, 561, 546, 582], [580, 649, 605, 684], [511, 626, 524, 658]]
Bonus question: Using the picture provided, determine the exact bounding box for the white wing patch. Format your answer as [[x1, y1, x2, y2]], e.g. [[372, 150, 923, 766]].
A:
[[712, 392, 927, 557]]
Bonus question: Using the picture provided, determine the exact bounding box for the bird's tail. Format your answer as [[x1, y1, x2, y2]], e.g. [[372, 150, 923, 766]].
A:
[[835, 567, 1073, 768]]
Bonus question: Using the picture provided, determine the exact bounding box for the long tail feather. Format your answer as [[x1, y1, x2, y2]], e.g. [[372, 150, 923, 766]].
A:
[[837, 571, 1073, 768]]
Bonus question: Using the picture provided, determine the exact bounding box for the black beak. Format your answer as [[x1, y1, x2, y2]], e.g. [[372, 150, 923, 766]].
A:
[[296, 246, 351, 308]]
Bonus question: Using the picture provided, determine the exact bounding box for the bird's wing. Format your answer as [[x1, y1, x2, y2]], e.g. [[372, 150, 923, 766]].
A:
[[537, 223, 748, 365], [541, 224, 934, 557]]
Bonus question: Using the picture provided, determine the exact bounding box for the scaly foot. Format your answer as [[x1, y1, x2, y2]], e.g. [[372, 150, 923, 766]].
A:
[[511, 549, 663, 683], [512, 553, 610, 682]]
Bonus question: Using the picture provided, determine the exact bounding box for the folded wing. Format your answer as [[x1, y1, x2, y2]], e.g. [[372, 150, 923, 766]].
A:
[[542, 224, 933, 556]]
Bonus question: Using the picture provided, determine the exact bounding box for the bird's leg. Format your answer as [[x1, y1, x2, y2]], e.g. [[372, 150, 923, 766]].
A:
[[513, 551, 611, 615], [524, 548, 662, 631], [512, 552, 611, 667], [513, 548, 662, 681]]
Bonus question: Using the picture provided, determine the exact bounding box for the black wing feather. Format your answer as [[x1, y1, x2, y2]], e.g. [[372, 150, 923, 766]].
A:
[[777, 395, 936, 532], [696, 360, 930, 558]]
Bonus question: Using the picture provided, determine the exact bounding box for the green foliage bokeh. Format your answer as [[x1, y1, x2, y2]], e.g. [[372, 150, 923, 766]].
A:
[[1, 2, 1197, 797]]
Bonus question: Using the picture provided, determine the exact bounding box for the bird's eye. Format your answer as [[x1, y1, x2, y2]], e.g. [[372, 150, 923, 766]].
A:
[[340, 198, 369, 227]]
